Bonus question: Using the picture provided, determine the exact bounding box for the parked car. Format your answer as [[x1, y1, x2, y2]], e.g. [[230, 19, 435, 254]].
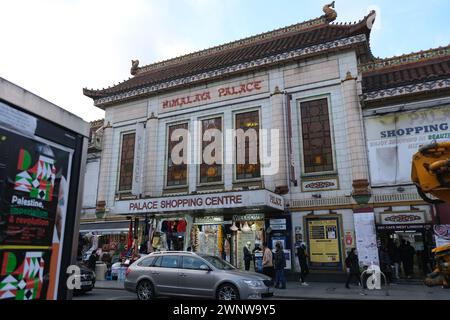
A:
[[124, 251, 274, 300], [73, 263, 96, 294]]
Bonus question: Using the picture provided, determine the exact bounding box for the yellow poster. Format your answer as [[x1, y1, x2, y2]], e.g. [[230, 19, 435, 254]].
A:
[[308, 219, 340, 263]]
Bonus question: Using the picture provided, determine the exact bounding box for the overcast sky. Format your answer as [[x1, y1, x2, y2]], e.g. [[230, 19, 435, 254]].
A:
[[1, 0, 449, 122]]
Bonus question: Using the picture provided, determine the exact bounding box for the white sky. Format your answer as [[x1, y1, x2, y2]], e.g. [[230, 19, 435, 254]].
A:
[[1, 0, 448, 122]]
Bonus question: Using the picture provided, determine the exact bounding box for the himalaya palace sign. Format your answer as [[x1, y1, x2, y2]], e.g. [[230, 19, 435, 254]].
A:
[[158, 75, 269, 113]]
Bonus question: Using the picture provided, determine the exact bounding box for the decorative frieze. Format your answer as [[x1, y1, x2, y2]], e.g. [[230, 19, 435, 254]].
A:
[[362, 78, 450, 102]]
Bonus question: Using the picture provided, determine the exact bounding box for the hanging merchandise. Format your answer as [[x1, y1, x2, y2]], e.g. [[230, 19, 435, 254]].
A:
[[224, 238, 231, 262], [190, 225, 197, 248], [147, 222, 154, 253], [161, 220, 168, 233], [195, 226, 200, 249], [217, 225, 223, 255], [242, 221, 251, 233], [230, 221, 238, 232], [127, 219, 133, 250], [152, 232, 161, 249], [177, 219, 187, 233], [160, 233, 168, 250]]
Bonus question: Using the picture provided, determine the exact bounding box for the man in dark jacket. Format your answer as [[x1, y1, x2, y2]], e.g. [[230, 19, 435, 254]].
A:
[[345, 249, 361, 289], [274, 241, 286, 289], [87, 251, 97, 271], [297, 243, 309, 286], [243, 242, 252, 271]]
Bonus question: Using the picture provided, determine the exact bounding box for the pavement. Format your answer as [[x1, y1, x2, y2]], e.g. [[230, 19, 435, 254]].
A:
[[93, 280, 450, 300]]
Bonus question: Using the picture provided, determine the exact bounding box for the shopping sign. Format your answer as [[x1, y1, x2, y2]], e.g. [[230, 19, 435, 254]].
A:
[[113, 189, 284, 214], [365, 105, 450, 186]]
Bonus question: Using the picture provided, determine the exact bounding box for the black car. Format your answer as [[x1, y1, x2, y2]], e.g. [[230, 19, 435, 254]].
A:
[[74, 263, 96, 294]]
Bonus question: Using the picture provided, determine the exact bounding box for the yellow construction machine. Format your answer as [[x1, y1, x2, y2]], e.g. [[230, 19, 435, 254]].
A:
[[411, 141, 450, 288]]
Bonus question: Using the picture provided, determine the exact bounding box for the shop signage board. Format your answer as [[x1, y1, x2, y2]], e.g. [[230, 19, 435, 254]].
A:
[[376, 224, 432, 231], [158, 75, 269, 114], [232, 214, 265, 221], [434, 225, 450, 247], [304, 216, 342, 270], [269, 218, 286, 231], [0, 98, 86, 300], [194, 216, 224, 225], [354, 212, 379, 267], [113, 189, 284, 214], [0, 102, 37, 137], [380, 211, 426, 225], [365, 105, 450, 186]]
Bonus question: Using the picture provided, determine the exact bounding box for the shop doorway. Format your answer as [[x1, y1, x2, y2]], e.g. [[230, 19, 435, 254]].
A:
[[377, 226, 434, 279]]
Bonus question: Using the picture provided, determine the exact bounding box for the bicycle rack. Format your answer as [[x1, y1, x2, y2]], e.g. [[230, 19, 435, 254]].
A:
[[360, 269, 390, 297]]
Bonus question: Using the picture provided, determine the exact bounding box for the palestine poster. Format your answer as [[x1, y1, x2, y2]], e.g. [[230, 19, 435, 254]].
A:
[[0, 126, 72, 300]]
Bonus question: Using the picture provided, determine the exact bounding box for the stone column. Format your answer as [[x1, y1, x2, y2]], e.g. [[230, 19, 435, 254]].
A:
[[341, 72, 371, 202], [143, 113, 158, 197], [96, 122, 113, 215], [270, 86, 288, 194]]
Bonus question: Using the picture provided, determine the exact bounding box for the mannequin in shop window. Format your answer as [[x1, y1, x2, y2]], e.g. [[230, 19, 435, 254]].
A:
[[243, 241, 253, 271]]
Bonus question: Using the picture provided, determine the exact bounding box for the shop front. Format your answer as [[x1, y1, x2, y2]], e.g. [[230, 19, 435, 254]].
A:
[[376, 210, 434, 278], [112, 189, 285, 270]]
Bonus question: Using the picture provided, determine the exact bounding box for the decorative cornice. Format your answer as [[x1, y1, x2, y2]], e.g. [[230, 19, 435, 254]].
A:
[[359, 45, 450, 73], [361, 77, 450, 102], [94, 34, 367, 107], [134, 17, 328, 76]]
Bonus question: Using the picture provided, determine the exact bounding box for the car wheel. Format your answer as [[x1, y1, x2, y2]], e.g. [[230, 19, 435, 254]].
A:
[[136, 280, 155, 301], [216, 283, 240, 300]]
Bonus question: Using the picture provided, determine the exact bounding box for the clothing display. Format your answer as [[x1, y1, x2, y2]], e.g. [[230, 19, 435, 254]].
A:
[[161, 221, 169, 233], [177, 219, 187, 233], [224, 239, 231, 262]]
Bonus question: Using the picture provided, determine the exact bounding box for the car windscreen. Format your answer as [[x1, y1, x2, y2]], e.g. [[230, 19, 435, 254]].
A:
[[200, 255, 235, 270]]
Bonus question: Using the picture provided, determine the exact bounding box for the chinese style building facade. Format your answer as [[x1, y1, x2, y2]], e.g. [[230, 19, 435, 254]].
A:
[[81, 4, 450, 277]]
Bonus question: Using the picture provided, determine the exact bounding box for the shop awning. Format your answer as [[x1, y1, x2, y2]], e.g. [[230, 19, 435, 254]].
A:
[[79, 221, 130, 234]]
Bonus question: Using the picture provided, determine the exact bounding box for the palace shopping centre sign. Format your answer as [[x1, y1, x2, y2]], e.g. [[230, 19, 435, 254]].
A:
[[113, 189, 284, 214]]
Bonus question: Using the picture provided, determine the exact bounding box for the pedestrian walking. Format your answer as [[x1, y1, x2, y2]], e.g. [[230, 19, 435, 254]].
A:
[[388, 241, 401, 280], [243, 241, 252, 271], [262, 242, 274, 279], [379, 246, 392, 283], [274, 241, 286, 289], [405, 241, 416, 278], [345, 248, 361, 289], [297, 243, 309, 286], [87, 251, 97, 271]]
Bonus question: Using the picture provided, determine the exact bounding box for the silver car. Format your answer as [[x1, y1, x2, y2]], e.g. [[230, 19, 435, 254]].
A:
[[124, 251, 274, 300]]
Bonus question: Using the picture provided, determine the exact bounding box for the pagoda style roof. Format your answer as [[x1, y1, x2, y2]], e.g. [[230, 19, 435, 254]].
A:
[[84, 8, 376, 108], [361, 45, 450, 104]]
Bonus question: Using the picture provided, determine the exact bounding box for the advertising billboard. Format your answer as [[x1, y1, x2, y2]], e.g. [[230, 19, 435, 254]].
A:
[[0, 98, 86, 300], [304, 215, 343, 270], [365, 105, 450, 186]]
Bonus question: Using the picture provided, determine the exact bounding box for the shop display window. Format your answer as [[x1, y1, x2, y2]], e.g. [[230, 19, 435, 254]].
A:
[[118, 132, 136, 191], [235, 110, 261, 180], [200, 117, 222, 184], [166, 123, 188, 186], [299, 98, 334, 174]]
